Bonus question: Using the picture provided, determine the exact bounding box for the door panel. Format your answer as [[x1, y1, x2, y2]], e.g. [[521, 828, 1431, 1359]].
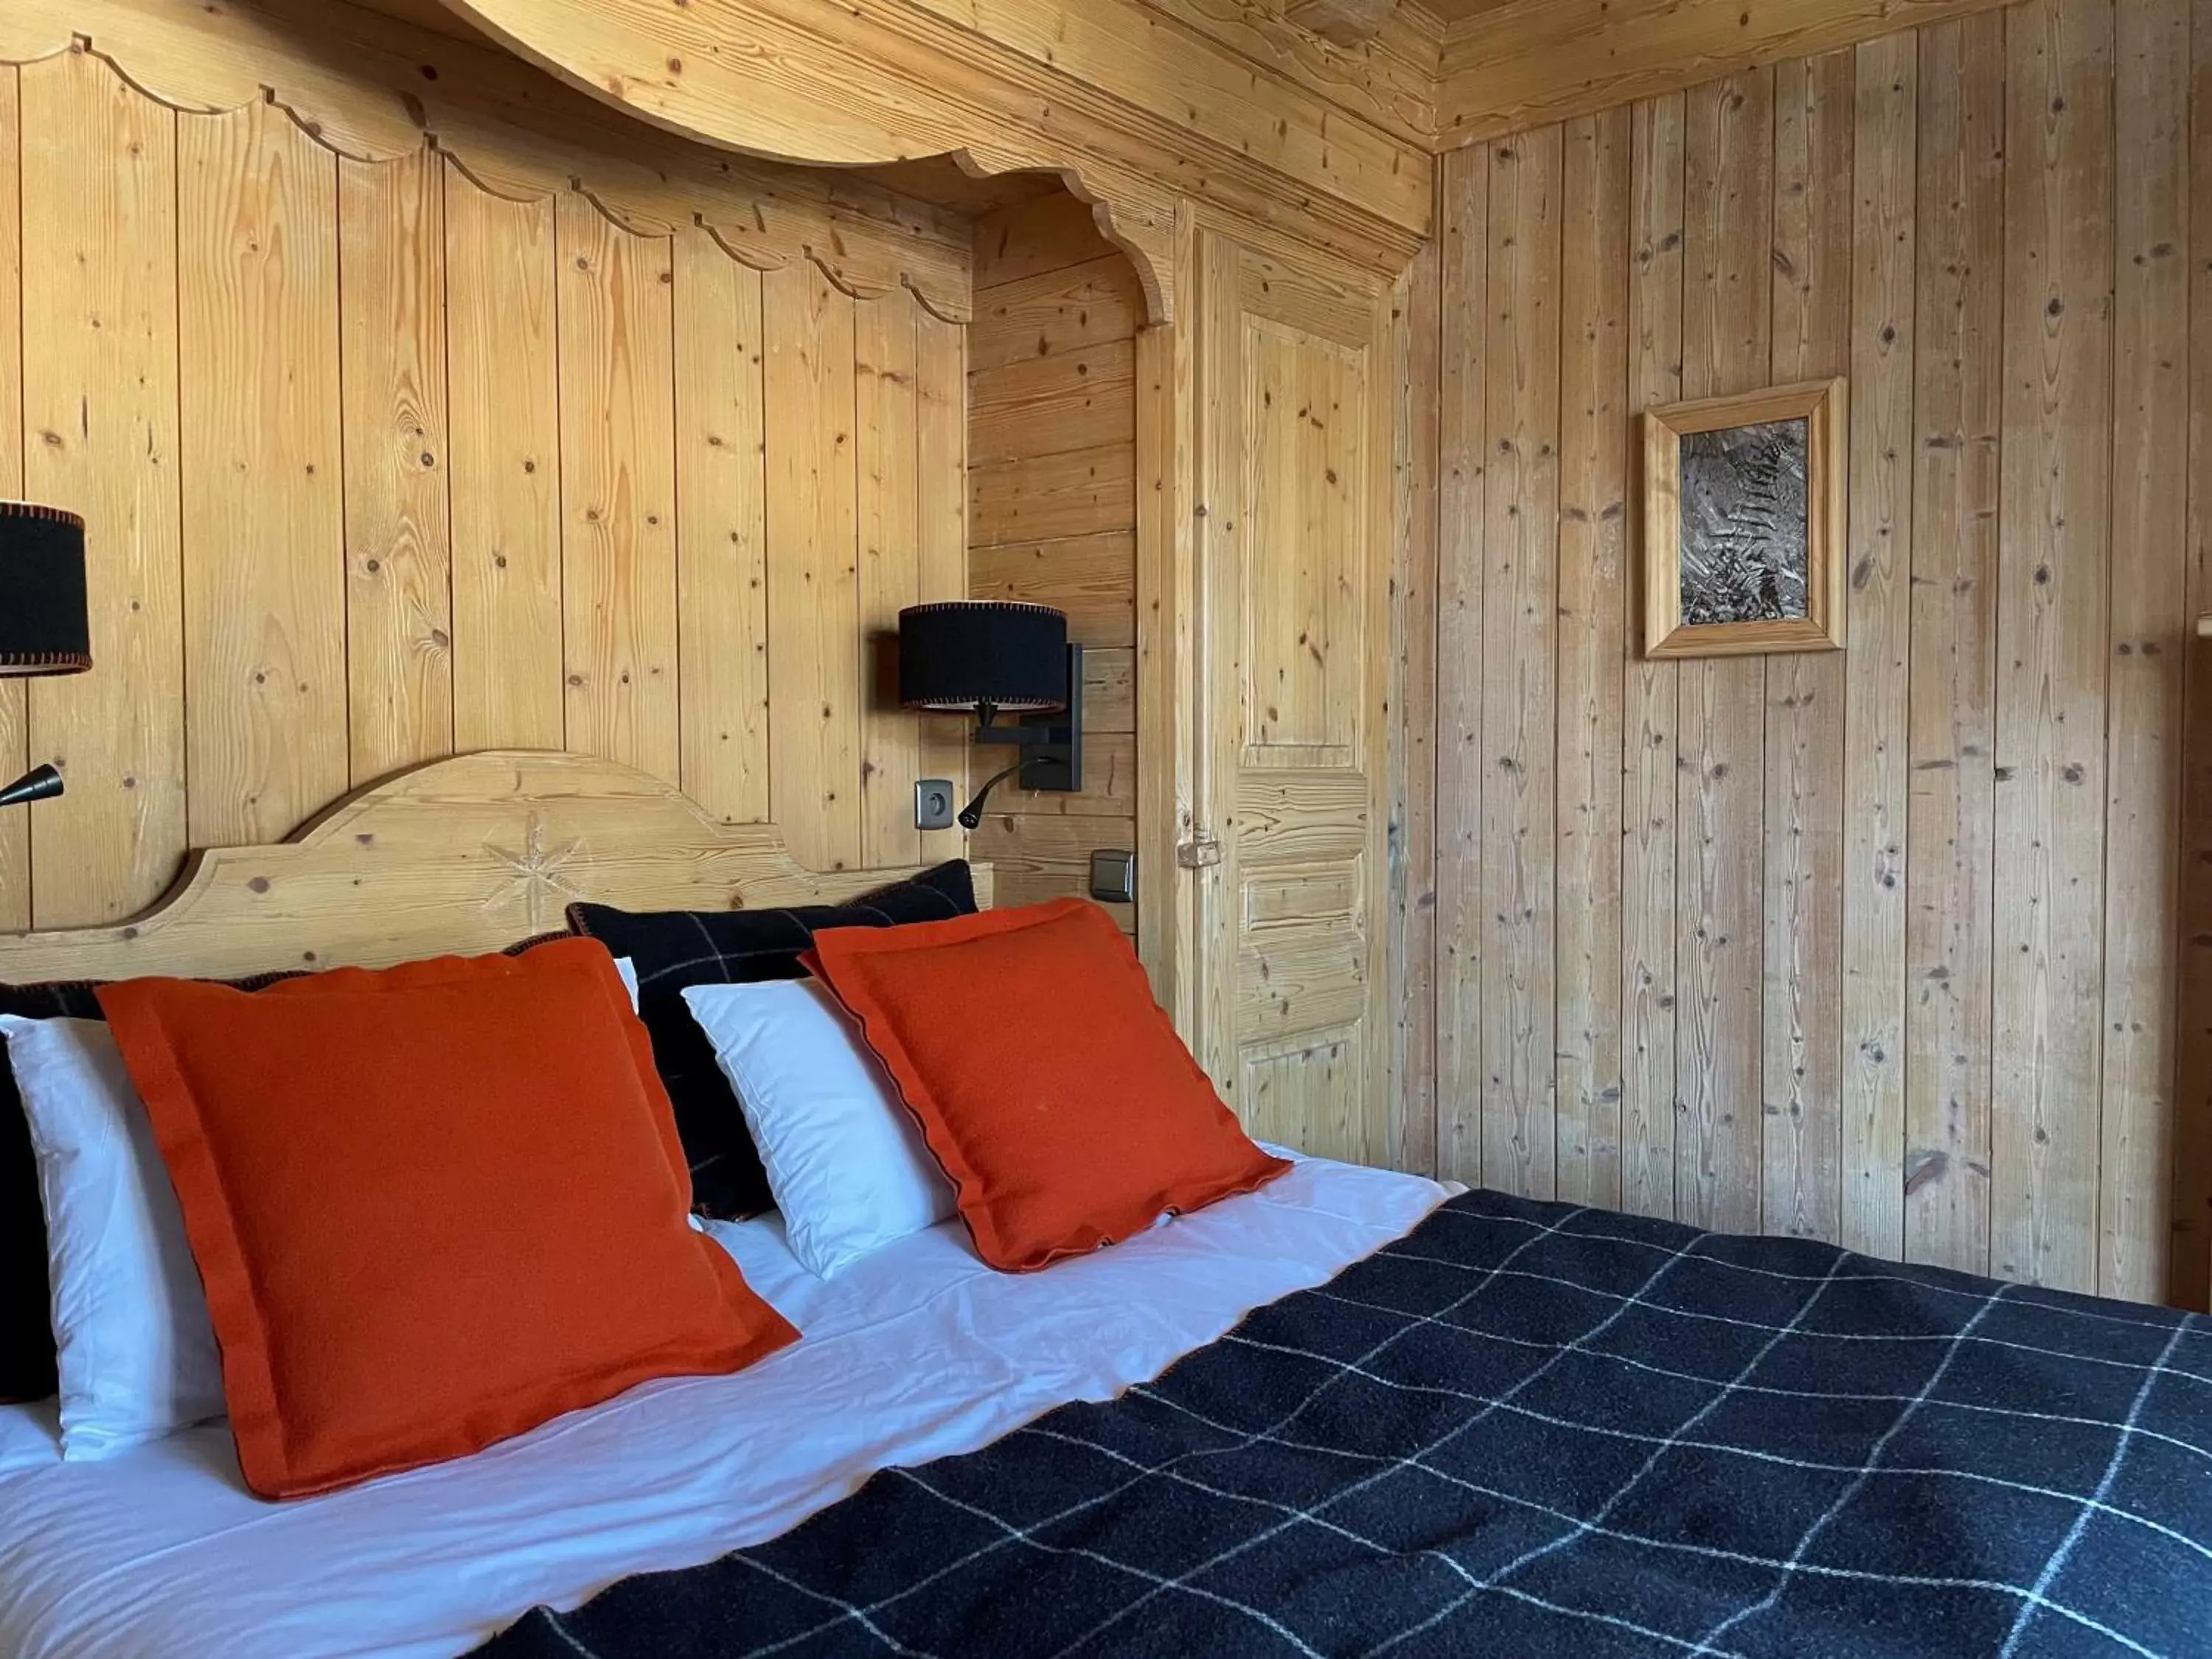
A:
[[1194, 230, 1391, 1168], [1240, 318, 1364, 762]]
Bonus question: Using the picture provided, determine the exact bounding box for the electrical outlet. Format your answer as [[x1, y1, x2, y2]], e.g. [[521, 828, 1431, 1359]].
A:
[[1089, 849, 1136, 904], [915, 779, 956, 832]]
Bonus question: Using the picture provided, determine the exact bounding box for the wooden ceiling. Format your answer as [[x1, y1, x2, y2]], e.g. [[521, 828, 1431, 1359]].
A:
[[1427, 0, 2014, 141], [379, 0, 2014, 245], [1240, 0, 2015, 148], [1405, 0, 1515, 20]]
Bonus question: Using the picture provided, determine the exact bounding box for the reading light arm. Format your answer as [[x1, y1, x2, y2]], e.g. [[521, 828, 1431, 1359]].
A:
[[957, 756, 1068, 831], [0, 764, 63, 810]]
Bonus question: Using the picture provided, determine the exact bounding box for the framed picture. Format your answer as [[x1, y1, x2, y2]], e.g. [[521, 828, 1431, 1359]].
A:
[[1641, 377, 1847, 659]]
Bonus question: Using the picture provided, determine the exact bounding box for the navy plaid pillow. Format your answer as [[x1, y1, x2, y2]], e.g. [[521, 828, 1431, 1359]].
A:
[[0, 980, 103, 1401], [566, 862, 976, 1220]]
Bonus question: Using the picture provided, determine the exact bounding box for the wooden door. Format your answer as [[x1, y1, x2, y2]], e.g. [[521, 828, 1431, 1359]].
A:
[[1188, 231, 1393, 1164]]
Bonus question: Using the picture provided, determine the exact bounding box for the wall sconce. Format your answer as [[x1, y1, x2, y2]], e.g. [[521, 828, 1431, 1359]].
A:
[[899, 601, 1082, 829], [0, 501, 91, 809]]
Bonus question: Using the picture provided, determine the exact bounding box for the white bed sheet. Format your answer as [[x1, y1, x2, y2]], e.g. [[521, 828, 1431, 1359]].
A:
[[0, 1152, 1450, 1659]]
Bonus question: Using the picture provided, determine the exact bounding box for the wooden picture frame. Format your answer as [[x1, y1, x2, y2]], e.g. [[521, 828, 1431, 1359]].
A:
[[1641, 376, 1847, 659]]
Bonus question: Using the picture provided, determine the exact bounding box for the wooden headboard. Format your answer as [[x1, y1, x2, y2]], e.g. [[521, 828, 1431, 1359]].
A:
[[0, 751, 989, 984]]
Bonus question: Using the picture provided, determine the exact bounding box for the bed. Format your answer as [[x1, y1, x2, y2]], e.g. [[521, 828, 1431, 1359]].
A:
[[1, 754, 2206, 1658]]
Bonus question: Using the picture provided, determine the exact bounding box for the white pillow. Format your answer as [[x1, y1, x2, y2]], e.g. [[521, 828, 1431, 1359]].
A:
[[0, 1015, 225, 1459], [681, 980, 954, 1278]]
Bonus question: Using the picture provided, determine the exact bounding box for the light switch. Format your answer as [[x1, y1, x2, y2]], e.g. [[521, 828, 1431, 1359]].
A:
[[915, 779, 956, 832], [1089, 849, 1135, 905]]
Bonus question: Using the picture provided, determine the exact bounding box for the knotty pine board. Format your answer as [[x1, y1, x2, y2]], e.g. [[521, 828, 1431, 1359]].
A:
[[1761, 48, 1850, 1249], [18, 47, 187, 928], [0, 66, 25, 932], [1619, 90, 1686, 1223], [1551, 106, 1630, 1211], [1435, 140, 1489, 1190], [1990, 0, 2113, 1298], [1838, 34, 1916, 1265], [1904, 10, 2006, 1283], [1478, 125, 1563, 1202], [341, 147, 454, 787]]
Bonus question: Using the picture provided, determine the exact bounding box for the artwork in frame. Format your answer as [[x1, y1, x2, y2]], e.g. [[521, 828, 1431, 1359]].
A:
[[1641, 376, 1848, 658]]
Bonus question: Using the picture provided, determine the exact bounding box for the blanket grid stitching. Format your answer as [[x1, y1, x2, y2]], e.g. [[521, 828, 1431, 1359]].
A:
[[481, 1192, 2212, 1659]]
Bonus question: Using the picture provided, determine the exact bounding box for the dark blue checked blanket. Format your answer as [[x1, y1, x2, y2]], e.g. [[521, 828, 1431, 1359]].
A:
[[478, 1191, 2212, 1658]]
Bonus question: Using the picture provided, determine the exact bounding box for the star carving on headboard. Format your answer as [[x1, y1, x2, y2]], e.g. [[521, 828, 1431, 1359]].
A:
[[481, 813, 585, 931]]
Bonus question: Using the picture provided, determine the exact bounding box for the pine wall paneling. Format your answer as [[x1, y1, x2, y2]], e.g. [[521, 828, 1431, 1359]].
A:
[[1387, 219, 1443, 1181], [0, 66, 25, 931], [966, 195, 1145, 937], [1418, 0, 2210, 1307], [0, 14, 973, 933]]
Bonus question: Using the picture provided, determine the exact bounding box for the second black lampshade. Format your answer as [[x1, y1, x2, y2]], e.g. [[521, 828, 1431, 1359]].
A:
[[0, 501, 91, 678], [899, 601, 1068, 714]]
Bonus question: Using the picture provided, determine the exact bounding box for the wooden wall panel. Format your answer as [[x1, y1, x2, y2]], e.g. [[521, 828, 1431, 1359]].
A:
[[1839, 35, 1915, 1261], [858, 296, 923, 870], [1619, 94, 1684, 1220], [557, 197, 681, 785], [2099, 0, 2188, 1304], [176, 101, 347, 851], [1424, 0, 2208, 1306], [1764, 49, 1851, 1244], [1905, 12, 2006, 1279], [0, 66, 25, 933], [1478, 126, 1562, 1198], [1992, 0, 2112, 1296], [341, 148, 453, 785], [914, 305, 972, 833], [446, 169, 564, 755], [1553, 108, 1629, 1209], [1436, 141, 1489, 1187], [966, 196, 1143, 939], [672, 224, 770, 826], [763, 261, 863, 874], [0, 40, 967, 928], [1388, 221, 1443, 1183], [1674, 67, 1771, 1237], [18, 48, 186, 928]]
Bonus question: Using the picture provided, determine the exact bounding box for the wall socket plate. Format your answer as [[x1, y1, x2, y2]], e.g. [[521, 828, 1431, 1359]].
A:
[[1089, 849, 1136, 905], [915, 779, 956, 832]]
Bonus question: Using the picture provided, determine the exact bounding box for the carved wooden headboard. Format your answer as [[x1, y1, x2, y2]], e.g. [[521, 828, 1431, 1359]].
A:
[[0, 751, 989, 984]]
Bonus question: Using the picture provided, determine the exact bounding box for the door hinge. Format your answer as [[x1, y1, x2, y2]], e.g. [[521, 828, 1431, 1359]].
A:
[[1175, 833, 1223, 869]]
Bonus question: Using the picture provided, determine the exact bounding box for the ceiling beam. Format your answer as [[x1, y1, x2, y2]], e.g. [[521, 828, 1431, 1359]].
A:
[[1135, 0, 1439, 147], [433, 0, 1432, 315]]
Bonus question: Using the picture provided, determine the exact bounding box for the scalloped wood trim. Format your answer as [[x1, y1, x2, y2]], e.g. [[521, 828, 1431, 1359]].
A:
[[0, 0, 973, 319], [0, 751, 992, 984], [431, 0, 1433, 316]]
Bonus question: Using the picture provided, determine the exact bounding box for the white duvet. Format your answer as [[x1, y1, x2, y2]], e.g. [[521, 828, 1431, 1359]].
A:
[[0, 1152, 1450, 1659]]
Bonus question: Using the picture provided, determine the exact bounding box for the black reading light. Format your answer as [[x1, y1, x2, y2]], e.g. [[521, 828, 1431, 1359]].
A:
[[0, 502, 91, 809], [899, 601, 1082, 829]]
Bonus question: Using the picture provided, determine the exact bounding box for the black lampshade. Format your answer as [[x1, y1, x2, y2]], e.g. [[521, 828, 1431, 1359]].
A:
[[0, 502, 91, 678], [900, 601, 1068, 713]]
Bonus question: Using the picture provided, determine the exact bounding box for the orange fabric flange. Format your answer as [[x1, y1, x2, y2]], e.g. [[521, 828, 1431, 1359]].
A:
[[804, 900, 1289, 1271], [99, 939, 796, 1500]]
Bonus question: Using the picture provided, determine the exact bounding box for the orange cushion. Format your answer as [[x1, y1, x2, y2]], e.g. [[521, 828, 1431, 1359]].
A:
[[97, 939, 796, 1499], [803, 899, 1288, 1270]]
